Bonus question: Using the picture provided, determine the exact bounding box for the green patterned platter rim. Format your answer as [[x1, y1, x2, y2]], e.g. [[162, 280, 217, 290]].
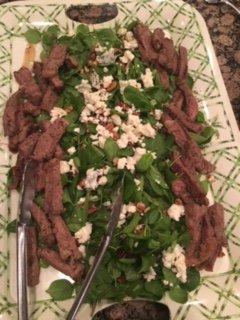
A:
[[0, 0, 240, 319]]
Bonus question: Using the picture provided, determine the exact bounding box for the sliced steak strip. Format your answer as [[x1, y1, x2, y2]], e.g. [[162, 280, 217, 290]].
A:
[[38, 248, 83, 282], [171, 179, 193, 204], [52, 215, 81, 261], [177, 79, 198, 121], [22, 102, 41, 116], [172, 151, 208, 205], [36, 162, 46, 191], [185, 203, 207, 267], [208, 203, 227, 248], [157, 38, 178, 74], [44, 158, 64, 215], [184, 139, 215, 174], [172, 89, 184, 110], [178, 46, 188, 80], [168, 103, 203, 133], [27, 226, 40, 287], [19, 132, 40, 159], [31, 203, 55, 247], [32, 118, 68, 161], [16, 111, 33, 147], [40, 87, 58, 112], [54, 144, 64, 160], [161, 113, 188, 148], [158, 67, 169, 90], [33, 61, 48, 94], [10, 155, 26, 190], [134, 24, 158, 63], [51, 75, 64, 91], [3, 89, 23, 137], [14, 67, 42, 105], [197, 213, 219, 271], [42, 44, 67, 79]]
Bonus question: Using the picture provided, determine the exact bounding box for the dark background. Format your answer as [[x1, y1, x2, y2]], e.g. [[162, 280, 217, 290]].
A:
[[0, 0, 239, 125]]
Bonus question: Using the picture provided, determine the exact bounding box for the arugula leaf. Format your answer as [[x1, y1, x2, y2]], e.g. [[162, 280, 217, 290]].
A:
[[123, 86, 154, 111], [104, 138, 119, 160], [46, 279, 74, 301], [169, 286, 188, 304], [24, 29, 41, 44], [5, 219, 17, 234], [136, 154, 154, 172]]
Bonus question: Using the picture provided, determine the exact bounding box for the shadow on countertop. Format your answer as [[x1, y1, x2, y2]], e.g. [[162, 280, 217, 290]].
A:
[[186, 0, 240, 126]]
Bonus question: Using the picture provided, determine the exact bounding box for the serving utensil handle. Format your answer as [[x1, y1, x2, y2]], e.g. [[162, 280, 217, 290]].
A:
[[67, 235, 111, 320], [223, 0, 240, 14], [17, 223, 28, 320]]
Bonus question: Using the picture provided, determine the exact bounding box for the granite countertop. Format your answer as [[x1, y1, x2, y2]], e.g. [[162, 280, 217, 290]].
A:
[[0, 0, 239, 125], [186, 0, 240, 125]]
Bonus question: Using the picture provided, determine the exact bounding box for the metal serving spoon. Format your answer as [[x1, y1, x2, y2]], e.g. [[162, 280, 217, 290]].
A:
[[205, 0, 240, 15], [92, 300, 170, 320]]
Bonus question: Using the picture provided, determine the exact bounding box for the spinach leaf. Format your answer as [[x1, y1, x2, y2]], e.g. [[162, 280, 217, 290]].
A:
[[144, 281, 165, 299], [162, 267, 179, 286], [5, 219, 17, 234], [148, 166, 168, 189], [24, 29, 41, 44], [190, 126, 216, 146], [144, 133, 174, 158], [123, 173, 137, 203], [123, 214, 141, 234], [46, 279, 74, 301], [181, 268, 200, 292], [95, 28, 121, 47], [139, 255, 156, 273], [169, 286, 188, 304], [104, 138, 119, 160], [136, 154, 154, 172], [144, 86, 169, 106], [123, 86, 154, 111]]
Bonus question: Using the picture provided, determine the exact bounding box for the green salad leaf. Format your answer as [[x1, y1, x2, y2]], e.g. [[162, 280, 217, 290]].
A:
[[46, 279, 74, 301]]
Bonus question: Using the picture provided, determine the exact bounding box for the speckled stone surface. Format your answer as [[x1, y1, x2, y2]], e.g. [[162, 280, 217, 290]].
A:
[[186, 0, 240, 125], [0, 0, 239, 125]]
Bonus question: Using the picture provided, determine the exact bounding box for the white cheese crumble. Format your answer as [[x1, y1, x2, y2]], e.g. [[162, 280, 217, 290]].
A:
[[118, 203, 137, 226], [102, 75, 114, 88], [60, 161, 70, 174], [144, 267, 157, 282], [141, 68, 154, 88], [120, 50, 135, 64], [78, 244, 86, 257], [74, 128, 80, 133], [123, 31, 138, 50], [116, 148, 147, 173], [50, 107, 67, 123], [75, 222, 92, 244], [167, 204, 185, 222], [96, 47, 116, 65], [119, 79, 141, 94], [67, 146, 76, 155], [117, 27, 127, 36], [90, 71, 101, 89], [154, 109, 163, 121], [83, 166, 109, 190], [162, 244, 187, 283], [111, 114, 122, 126]]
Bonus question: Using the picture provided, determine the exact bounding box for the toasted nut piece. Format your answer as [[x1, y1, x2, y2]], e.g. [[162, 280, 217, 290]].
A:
[[106, 80, 118, 92], [136, 202, 147, 213]]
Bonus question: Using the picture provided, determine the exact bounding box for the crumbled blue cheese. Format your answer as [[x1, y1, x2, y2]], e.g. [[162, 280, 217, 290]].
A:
[[120, 50, 135, 64], [90, 71, 101, 89], [60, 161, 70, 174], [96, 47, 116, 65], [144, 267, 157, 282], [78, 244, 86, 257], [118, 203, 137, 226], [167, 203, 185, 221], [123, 31, 138, 50], [141, 68, 154, 88], [162, 244, 187, 283], [119, 79, 141, 94], [103, 75, 114, 88], [75, 222, 92, 244], [116, 148, 147, 173], [50, 107, 67, 123], [74, 128, 80, 133], [83, 166, 109, 190], [111, 114, 122, 126], [154, 109, 163, 121], [67, 146, 76, 155]]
